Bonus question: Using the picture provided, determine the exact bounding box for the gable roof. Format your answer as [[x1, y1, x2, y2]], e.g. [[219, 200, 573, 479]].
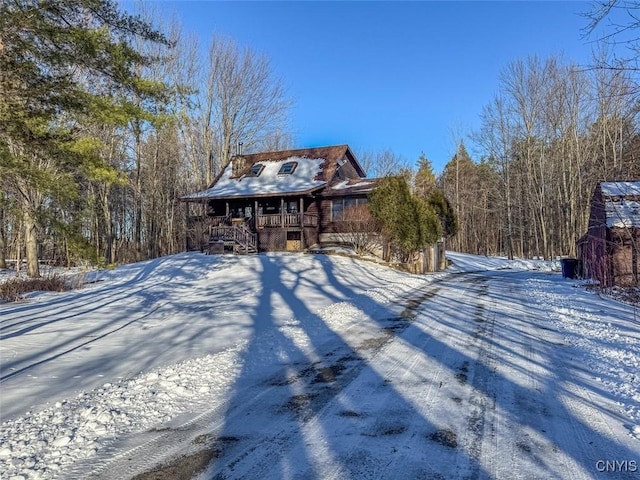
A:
[[182, 145, 365, 201], [231, 145, 365, 180], [183, 156, 327, 200], [599, 181, 640, 228]]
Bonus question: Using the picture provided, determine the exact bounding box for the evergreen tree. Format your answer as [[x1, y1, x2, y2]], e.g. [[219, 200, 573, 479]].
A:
[[414, 152, 437, 198], [0, 0, 170, 276], [369, 176, 441, 262], [427, 189, 458, 238], [439, 141, 479, 252]]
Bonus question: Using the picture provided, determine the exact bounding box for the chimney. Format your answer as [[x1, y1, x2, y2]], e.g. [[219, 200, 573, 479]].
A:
[[231, 156, 243, 177]]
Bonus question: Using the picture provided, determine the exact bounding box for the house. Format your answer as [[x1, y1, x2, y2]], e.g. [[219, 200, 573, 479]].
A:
[[181, 145, 382, 254], [578, 181, 640, 287]]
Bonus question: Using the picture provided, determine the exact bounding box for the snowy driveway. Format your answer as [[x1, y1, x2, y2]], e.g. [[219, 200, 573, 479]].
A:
[[1, 253, 639, 479]]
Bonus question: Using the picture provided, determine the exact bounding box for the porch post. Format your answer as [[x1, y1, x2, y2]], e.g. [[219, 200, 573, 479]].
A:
[[299, 198, 304, 224], [300, 197, 305, 249], [281, 197, 285, 228], [225, 202, 229, 217]]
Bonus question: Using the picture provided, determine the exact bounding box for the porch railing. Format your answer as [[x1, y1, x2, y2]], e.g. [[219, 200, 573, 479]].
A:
[[208, 223, 257, 254], [256, 213, 318, 228], [210, 214, 231, 226], [192, 212, 318, 231], [302, 213, 318, 227]]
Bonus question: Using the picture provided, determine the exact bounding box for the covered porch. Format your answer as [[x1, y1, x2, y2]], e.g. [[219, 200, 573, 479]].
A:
[[198, 195, 318, 229], [185, 194, 320, 253]]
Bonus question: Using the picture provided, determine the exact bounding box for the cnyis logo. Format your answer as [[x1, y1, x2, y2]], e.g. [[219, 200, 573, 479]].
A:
[[595, 460, 638, 472]]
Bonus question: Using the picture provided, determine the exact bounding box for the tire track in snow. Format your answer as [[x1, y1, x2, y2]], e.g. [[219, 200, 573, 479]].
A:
[[314, 288, 454, 480], [469, 271, 638, 480], [453, 275, 498, 480], [63, 281, 441, 480], [499, 278, 577, 480], [200, 286, 444, 480]]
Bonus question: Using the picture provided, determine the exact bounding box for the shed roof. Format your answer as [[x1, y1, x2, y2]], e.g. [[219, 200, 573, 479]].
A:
[[601, 181, 640, 197], [600, 181, 640, 228]]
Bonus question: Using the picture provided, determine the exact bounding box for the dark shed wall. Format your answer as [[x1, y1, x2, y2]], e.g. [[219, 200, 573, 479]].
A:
[[610, 228, 640, 286], [580, 184, 640, 286]]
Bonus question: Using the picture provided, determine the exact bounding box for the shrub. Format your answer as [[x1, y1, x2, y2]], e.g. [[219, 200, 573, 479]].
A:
[[0, 275, 68, 303]]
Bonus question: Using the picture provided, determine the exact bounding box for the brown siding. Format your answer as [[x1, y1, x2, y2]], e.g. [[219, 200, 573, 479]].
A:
[[318, 196, 371, 234], [332, 158, 360, 181], [611, 228, 640, 286], [304, 198, 319, 215], [303, 227, 318, 248], [318, 199, 334, 232], [580, 185, 613, 285], [580, 184, 640, 286]]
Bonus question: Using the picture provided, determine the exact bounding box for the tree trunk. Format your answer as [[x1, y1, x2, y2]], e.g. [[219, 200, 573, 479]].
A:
[[0, 203, 6, 270], [133, 119, 143, 261], [0, 238, 6, 270], [24, 208, 40, 278]]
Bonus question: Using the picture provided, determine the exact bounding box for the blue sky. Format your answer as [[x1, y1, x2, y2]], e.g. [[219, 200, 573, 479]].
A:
[[146, 1, 595, 173]]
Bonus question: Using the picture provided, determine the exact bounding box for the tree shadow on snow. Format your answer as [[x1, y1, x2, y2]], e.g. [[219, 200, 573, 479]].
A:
[[204, 254, 492, 479]]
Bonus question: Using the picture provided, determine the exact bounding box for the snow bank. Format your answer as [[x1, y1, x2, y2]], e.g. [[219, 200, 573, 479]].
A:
[[0, 344, 247, 479], [0, 252, 433, 480], [447, 251, 560, 273], [527, 277, 640, 440]]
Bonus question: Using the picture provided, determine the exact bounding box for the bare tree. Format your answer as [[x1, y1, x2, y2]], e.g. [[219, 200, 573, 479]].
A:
[[200, 35, 291, 182], [335, 204, 382, 256], [358, 149, 409, 178], [584, 0, 640, 73], [475, 96, 517, 258]]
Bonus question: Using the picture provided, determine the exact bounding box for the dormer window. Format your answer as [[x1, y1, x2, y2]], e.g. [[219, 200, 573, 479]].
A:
[[278, 161, 297, 175], [247, 163, 264, 177]]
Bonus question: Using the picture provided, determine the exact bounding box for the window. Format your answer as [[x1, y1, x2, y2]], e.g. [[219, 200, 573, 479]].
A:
[[332, 197, 367, 221], [278, 161, 297, 175], [285, 200, 298, 213], [247, 163, 264, 177], [331, 200, 344, 221]]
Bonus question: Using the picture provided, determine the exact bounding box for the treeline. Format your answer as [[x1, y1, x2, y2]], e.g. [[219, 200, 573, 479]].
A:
[[3, 1, 640, 275], [0, 1, 291, 276], [438, 55, 640, 259]]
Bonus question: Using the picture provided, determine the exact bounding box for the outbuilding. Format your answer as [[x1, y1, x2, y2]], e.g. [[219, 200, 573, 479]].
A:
[[578, 181, 640, 287]]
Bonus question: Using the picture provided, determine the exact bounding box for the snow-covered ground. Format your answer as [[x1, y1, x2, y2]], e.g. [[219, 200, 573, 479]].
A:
[[0, 264, 91, 286], [0, 251, 638, 479]]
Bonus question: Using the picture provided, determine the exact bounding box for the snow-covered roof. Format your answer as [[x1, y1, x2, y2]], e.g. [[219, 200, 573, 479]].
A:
[[600, 181, 640, 228], [601, 181, 640, 197], [182, 156, 327, 200], [323, 178, 382, 196], [331, 180, 374, 190], [181, 145, 367, 201], [606, 199, 640, 228]]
